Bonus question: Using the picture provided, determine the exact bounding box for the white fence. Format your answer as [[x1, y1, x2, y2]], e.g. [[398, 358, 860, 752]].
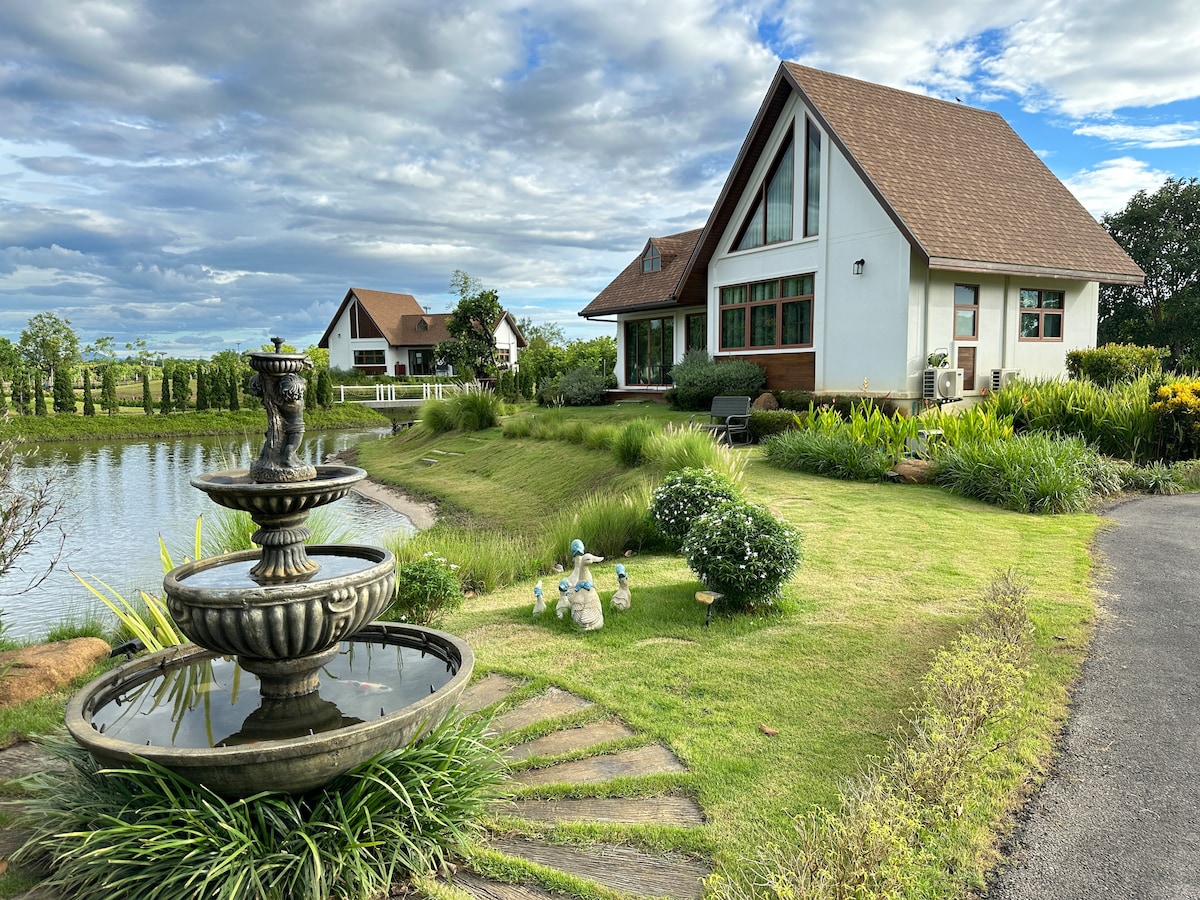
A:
[[334, 382, 460, 404]]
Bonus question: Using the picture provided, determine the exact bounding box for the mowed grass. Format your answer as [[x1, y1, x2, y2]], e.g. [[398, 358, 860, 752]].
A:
[[356, 412, 1100, 881]]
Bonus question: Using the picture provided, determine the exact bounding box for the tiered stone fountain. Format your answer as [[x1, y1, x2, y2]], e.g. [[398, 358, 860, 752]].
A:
[[66, 341, 472, 796]]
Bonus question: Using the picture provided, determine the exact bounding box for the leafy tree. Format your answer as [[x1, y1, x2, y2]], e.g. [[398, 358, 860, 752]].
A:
[[211, 350, 246, 411], [0, 373, 7, 415], [52, 365, 74, 414], [102, 366, 119, 416], [19, 312, 80, 392], [304, 345, 330, 370], [12, 369, 31, 416], [141, 369, 153, 415], [82, 368, 95, 416], [0, 337, 21, 379], [516, 318, 568, 387], [564, 335, 617, 377], [435, 270, 504, 380], [1100, 177, 1200, 365]]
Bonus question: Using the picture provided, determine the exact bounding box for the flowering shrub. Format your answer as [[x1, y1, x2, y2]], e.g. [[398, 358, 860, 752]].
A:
[[1151, 379, 1200, 460], [649, 467, 743, 549], [681, 499, 802, 610], [388, 553, 463, 625]]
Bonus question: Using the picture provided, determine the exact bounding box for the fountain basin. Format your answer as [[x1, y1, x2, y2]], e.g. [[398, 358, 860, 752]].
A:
[[65, 623, 474, 797], [191, 465, 366, 516], [164, 545, 395, 697]]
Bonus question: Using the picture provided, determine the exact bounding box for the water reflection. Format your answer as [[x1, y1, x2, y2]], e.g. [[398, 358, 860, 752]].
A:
[[0, 429, 413, 639]]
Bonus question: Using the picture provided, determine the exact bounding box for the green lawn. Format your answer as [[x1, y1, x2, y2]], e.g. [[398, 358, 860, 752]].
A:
[[357, 410, 1099, 887]]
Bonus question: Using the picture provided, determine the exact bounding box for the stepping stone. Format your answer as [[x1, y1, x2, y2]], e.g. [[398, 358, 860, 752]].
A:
[[504, 719, 634, 762], [459, 674, 524, 716], [500, 795, 705, 827], [0, 829, 32, 860], [420, 458, 439, 466], [0, 742, 62, 782], [448, 871, 558, 900], [487, 837, 710, 900], [513, 744, 686, 786], [491, 689, 593, 735]]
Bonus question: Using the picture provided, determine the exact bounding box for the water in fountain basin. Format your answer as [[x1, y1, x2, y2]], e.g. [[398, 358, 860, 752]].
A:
[[91, 633, 459, 749]]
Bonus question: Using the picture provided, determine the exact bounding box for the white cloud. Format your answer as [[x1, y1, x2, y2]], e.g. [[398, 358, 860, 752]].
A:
[[1073, 121, 1200, 149], [1062, 157, 1174, 218]]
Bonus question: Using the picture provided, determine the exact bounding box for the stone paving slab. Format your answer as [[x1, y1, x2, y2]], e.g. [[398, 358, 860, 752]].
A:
[[0, 743, 61, 783], [503, 719, 634, 762], [491, 689, 593, 735], [487, 837, 710, 900], [500, 795, 705, 827], [448, 871, 560, 900], [458, 674, 524, 716], [513, 744, 686, 787]]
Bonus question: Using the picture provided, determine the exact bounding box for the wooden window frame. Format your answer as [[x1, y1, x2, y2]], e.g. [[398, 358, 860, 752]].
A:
[[685, 313, 708, 352], [954, 284, 979, 340], [718, 274, 814, 352], [354, 349, 385, 367], [409, 349, 433, 376], [642, 244, 661, 273], [1018, 288, 1065, 342], [624, 316, 675, 386], [804, 117, 821, 238], [732, 123, 795, 252]]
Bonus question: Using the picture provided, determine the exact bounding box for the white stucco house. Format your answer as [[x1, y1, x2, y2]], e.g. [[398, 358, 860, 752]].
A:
[[319, 287, 525, 377], [580, 63, 1144, 405]]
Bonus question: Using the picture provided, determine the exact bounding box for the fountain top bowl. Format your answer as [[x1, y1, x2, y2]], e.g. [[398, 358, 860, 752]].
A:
[[191, 464, 366, 515]]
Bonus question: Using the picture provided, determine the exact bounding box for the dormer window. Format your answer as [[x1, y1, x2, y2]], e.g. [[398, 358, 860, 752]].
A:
[[417, 319, 428, 331], [642, 244, 661, 273]]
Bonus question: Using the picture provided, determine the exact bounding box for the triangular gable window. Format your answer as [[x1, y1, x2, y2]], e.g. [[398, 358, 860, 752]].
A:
[[642, 244, 661, 273], [733, 126, 794, 251], [417, 318, 429, 331]]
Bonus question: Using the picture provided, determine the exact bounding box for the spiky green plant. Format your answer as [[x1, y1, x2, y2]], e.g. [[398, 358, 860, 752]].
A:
[[642, 423, 748, 481], [14, 715, 505, 900]]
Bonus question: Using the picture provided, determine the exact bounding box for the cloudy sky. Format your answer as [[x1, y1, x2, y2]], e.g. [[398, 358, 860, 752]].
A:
[[1, 0, 1197, 357]]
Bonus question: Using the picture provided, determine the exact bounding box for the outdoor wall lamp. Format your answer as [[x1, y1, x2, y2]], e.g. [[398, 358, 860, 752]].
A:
[[853, 258, 865, 275]]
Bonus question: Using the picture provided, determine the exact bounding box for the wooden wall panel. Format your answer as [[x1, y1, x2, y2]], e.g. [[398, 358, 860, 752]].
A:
[[957, 346, 976, 391], [725, 351, 816, 391]]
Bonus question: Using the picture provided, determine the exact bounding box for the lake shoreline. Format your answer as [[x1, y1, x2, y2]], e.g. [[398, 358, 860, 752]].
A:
[[329, 448, 438, 530]]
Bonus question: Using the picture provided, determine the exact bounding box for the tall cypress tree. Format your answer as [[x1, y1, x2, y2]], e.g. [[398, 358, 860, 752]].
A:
[[12, 370, 30, 416], [102, 366, 119, 416], [142, 369, 153, 415], [53, 366, 74, 414], [195, 363, 209, 411], [159, 365, 172, 415], [34, 374, 47, 416], [172, 365, 189, 412], [316, 367, 333, 409], [228, 367, 240, 410], [82, 368, 95, 416]]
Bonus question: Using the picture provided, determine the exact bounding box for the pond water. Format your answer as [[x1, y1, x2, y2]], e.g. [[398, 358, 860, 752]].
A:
[[0, 429, 414, 640]]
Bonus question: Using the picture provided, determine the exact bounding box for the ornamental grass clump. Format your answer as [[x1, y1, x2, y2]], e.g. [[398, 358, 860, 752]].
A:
[[649, 467, 744, 549], [14, 716, 504, 900], [681, 499, 802, 610]]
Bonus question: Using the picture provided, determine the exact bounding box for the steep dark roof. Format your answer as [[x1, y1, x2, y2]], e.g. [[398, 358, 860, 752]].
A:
[[579, 229, 703, 318], [317, 288, 427, 347], [587, 63, 1143, 317]]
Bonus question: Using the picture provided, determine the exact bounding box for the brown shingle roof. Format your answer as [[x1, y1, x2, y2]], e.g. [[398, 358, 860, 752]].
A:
[[318, 288, 428, 348], [782, 63, 1143, 283], [580, 229, 703, 317]]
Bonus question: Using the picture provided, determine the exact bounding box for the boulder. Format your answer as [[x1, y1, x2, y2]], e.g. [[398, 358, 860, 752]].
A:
[[752, 392, 779, 410], [0, 638, 111, 708], [892, 459, 935, 484]]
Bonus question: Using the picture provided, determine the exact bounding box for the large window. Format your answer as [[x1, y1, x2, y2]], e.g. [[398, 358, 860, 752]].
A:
[[719, 274, 814, 350], [642, 244, 661, 273], [686, 313, 707, 352], [804, 118, 821, 237], [733, 128, 794, 251], [1019, 288, 1064, 341], [954, 284, 979, 339], [625, 316, 674, 385], [409, 349, 434, 375], [353, 349, 385, 367]]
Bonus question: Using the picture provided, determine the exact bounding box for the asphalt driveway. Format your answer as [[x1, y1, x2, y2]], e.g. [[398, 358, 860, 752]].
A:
[[988, 494, 1200, 899]]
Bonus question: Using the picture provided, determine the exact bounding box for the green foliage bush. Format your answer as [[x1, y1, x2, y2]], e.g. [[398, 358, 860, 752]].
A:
[[641, 423, 746, 480], [931, 433, 1099, 513], [388, 526, 537, 595], [1150, 378, 1200, 460], [665, 350, 766, 411], [761, 429, 897, 481], [985, 376, 1155, 461], [418, 385, 502, 433], [541, 482, 657, 565], [649, 467, 744, 549], [749, 408, 799, 441], [388, 553, 464, 625], [681, 499, 802, 610], [544, 364, 611, 406], [1066, 343, 1163, 386], [16, 718, 502, 900]]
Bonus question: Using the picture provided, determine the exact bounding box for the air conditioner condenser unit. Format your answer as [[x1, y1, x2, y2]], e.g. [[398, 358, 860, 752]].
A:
[[923, 368, 964, 401], [990, 368, 1021, 391]]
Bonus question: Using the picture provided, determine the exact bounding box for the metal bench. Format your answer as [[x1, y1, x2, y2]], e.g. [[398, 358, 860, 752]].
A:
[[689, 396, 752, 446]]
